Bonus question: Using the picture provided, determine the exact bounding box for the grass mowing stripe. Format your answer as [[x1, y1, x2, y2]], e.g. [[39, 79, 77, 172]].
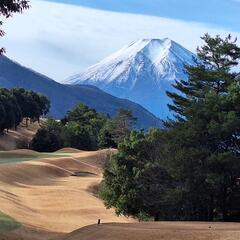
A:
[[0, 152, 71, 164]]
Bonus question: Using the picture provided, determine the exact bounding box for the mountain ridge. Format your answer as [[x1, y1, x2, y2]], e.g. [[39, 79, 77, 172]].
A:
[[0, 56, 162, 130]]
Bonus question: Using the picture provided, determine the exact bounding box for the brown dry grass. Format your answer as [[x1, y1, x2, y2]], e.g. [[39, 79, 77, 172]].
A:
[[61, 222, 240, 240], [0, 226, 62, 240], [0, 120, 43, 151], [0, 148, 240, 240], [0, 149, 132, 234]]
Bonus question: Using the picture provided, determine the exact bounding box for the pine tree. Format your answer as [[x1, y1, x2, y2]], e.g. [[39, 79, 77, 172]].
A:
[[166, 34, 240, 221], [100, 129, 177, 221], [100, 34, 240, 222]]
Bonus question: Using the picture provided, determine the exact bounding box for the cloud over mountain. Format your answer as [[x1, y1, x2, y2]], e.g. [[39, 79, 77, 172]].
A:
[[3, 0, 240, 81]]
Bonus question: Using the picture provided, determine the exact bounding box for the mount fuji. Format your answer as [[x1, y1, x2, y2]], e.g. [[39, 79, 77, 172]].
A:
[[66, 38, 196, 118]]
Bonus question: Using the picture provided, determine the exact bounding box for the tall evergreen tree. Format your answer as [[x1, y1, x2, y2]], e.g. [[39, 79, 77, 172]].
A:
[[100, 34, 240, 222], [99, 108, 137, 148], [166, 34, 240, 221], [100, 130, 178, 221], [31, 119, 64, 152]]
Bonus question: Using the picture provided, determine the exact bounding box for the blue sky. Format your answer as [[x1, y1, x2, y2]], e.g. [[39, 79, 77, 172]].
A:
[[46, 0, 240, 32], [3, 0, 240, 80]]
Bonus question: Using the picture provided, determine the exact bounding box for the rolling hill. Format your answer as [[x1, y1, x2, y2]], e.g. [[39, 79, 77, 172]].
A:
[[0, 148, 239, 240], [0, 149, 133, 233]]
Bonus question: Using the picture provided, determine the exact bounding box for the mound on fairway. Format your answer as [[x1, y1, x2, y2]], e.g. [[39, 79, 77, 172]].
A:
[[0, 149, 132, 233], [56, 148, 84, 153], [61, 222, 240, 240], [71, 149, 117, 169]]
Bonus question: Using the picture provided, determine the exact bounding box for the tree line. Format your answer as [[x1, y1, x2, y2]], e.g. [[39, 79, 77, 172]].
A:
[[31, 104, 136, 152], [0, 88, 50, 133], [100, 34, 240, 222]]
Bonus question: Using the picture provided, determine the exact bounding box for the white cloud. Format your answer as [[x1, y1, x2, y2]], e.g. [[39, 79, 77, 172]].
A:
[[2, 0, 240, 81]]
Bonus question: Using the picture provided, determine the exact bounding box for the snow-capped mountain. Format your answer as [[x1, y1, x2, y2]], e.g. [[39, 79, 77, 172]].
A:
[[66, 38, 196, 118]]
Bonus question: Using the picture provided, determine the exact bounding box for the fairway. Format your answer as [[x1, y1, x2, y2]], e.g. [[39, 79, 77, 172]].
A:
[[0, 150, 71, 164], [0, 149, 132, 233], [0, 148, 240, 240]]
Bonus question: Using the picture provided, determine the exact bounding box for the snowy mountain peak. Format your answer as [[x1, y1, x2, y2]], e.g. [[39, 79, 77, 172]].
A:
[[124, 37, 190, 63], [66, 38, 195, 118], [67, 38, 194, 86], [113, 38, 175, 63]]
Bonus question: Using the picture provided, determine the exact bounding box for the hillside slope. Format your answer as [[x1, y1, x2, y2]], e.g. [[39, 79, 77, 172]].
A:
[[0, 57, 162, 130], [0, 121, 41, 151], [0, 149, 133, 233], [61, 222, 240, 240]]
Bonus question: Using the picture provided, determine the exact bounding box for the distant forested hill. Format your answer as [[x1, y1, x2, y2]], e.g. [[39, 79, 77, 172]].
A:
[[0, 57, 162, 130]]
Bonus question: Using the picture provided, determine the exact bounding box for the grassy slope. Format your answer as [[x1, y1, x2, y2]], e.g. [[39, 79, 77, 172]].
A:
[[0, 149, 132, 233], [62, 222, 240, 240], [0, 212, 20, 231], [0, 152, 71, 164], [0, 121, 43, 151]]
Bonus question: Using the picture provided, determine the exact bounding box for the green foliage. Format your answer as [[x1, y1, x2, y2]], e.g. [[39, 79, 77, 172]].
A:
[[100, 34, 240, 222], [63, 121, 96, 150], [98, 124, 117, 149], [11, 88, 50, 123], [99, 108, 137, 148], [197, 34, 240, 70], [31, 119, 63, 152], [0, 88, 21, 132], [0, 88, 50, 134], [63, 103, 107, 150], [100, 130, 178, 221], [165, 34, 240, 221], [0, 212, 20, 231], [31, 103, 137, 152]]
